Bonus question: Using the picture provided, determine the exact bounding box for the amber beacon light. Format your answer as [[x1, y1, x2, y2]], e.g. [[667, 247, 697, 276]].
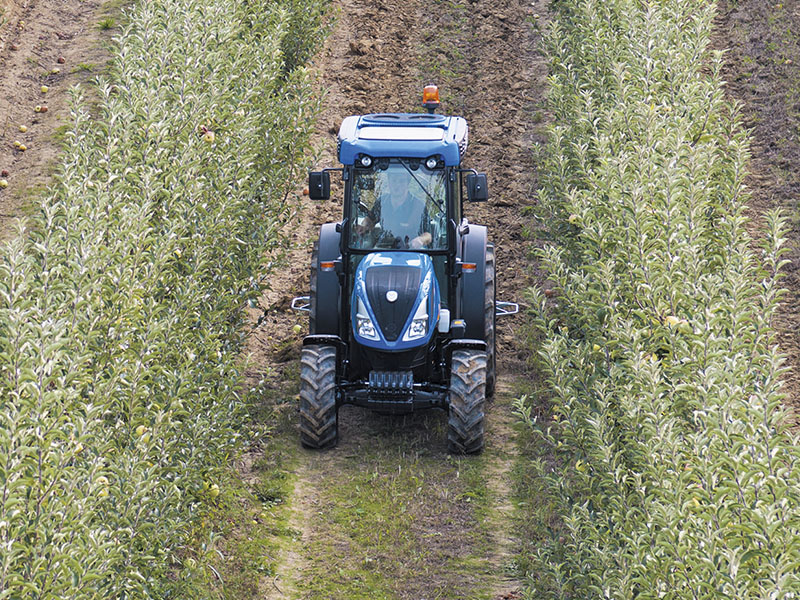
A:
[[422, 84, 441, 113]]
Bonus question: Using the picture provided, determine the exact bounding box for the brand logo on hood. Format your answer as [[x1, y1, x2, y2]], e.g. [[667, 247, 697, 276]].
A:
[[386, 290, 398, 303]]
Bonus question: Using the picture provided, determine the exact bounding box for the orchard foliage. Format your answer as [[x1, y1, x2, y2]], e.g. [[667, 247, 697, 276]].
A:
[[0, 0, 327, 597], [523, 0, 800, 597]]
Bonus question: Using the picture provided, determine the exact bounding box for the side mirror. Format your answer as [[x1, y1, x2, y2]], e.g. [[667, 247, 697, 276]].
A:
[[466, 173, 488, 202], [309, 171, 330, 200]]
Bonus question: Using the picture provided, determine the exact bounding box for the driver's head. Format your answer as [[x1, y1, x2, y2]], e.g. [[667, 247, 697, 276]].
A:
[[387, 169, 410, 199]]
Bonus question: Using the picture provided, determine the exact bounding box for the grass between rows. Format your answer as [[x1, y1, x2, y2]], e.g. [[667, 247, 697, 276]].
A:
[[213, 357, 520, 599]]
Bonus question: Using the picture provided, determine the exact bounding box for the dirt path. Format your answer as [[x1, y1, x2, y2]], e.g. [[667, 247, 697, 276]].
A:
[[242, 0, 549, 598], [713, 1, 800, 416], [0, 0, 112, 239]]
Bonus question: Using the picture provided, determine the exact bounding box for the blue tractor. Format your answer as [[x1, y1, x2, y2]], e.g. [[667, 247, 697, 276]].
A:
[[292, 86, 516, 453]]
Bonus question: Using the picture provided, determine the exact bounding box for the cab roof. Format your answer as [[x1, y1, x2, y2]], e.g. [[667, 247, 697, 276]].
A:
[[337, 113, 469, 166]]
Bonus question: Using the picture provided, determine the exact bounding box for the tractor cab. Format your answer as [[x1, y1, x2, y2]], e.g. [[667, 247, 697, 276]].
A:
[[293, 86, 515, 453]]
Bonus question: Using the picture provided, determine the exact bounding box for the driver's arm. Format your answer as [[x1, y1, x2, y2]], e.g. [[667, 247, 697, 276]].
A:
[[356, 199, 380, 234], [410, 203, 432, 248]]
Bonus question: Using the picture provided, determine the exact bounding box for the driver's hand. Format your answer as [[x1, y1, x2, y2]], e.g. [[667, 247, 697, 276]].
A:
[[410, 232, 432, 249]]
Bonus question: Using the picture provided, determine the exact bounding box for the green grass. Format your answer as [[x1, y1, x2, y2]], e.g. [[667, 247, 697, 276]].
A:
[[295, 442, 497, 599], [213, 444, 300, 597], [97, 17, 116, 30], [228, 358, 503, 599], [71, 62, 96, 73], [202, 371, 302, 599]]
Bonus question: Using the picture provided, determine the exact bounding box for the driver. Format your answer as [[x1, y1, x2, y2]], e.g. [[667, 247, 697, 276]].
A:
[[357, 169, 433, 249]]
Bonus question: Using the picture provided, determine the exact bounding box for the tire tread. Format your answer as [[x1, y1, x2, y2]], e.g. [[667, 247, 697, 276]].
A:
[[299, 344, 338, 449], [448, 350, 486, 454]]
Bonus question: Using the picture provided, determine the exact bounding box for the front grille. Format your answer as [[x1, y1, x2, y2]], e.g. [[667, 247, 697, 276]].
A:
[[369, 370, 413, 397], [365, 266, 420, 341]]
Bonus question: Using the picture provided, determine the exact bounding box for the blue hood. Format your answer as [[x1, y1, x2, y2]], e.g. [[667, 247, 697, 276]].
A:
[[351, 252, 440, 350]]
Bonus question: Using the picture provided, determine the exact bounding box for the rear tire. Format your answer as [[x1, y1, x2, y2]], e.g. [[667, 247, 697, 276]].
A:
[[299, 345, 338, 449], [448, 350, 486, 454], [485, 243, 496, 397]]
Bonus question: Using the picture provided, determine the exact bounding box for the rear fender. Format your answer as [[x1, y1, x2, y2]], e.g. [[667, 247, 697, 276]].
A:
[[458, 224, 487, 341], [313, 223, 342, 335]]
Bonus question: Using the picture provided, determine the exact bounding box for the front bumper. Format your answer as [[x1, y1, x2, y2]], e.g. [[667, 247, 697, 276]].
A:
[[340, 371, 448, 413]]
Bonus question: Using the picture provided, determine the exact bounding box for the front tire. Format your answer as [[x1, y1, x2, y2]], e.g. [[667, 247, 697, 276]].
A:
[[448, 350, 487, 454], [299, 345, 338, 449]]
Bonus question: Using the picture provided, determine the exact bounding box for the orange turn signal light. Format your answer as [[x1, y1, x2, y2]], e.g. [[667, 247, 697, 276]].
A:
[[461, 262, 477, 273], [320, 261, 336, 272]]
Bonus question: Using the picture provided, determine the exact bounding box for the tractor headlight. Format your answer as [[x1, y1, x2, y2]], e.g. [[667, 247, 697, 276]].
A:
[[403, 298, 429, 342], [406, 317, 427, 339], [355, 298, 379, 341]]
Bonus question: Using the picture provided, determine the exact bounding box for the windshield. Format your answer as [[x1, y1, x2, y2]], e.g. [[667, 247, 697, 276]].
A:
[[349, 159, 447, 250]]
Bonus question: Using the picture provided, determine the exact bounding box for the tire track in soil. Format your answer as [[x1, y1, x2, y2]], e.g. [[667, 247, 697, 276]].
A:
[[249, 0, 549, 597], [713, 1, 800, 418]]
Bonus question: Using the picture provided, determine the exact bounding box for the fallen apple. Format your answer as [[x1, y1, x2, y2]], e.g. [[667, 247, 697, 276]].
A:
[[203, 130, 215, 143], [40, 85, 49, 94], [18, 144, 27, 152], [0, 179, 8, 189], [1, 170, 8, 177], [18, 125, 27, 133], [57, 56, 66, 64]]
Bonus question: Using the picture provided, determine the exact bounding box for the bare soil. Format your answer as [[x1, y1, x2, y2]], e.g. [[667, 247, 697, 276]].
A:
[[714, 1, 800, 417], [0, 0, 112, 239]]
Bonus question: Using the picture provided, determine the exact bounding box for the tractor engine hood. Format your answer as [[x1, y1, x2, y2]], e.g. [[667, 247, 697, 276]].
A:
[[351, 252, 440, 350]]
